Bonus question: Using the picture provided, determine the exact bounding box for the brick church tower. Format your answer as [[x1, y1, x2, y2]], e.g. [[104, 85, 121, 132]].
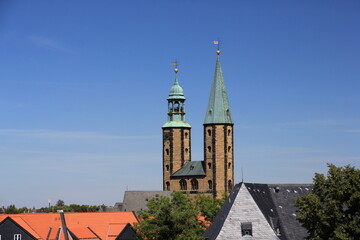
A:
[[162, 66, 191, 191], [203, 49, 234, 198], [162, 50, 234, 198]]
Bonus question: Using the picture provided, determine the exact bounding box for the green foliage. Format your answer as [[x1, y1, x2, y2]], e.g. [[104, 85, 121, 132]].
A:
[[37, 203, 100, 213], [5, 205, 32, 214], [4, 200, 100, 214], [195, 194, 224, 222], [135, 192, 223, 240], [295, 164, 360, 240], [56, 199, 65, 207]]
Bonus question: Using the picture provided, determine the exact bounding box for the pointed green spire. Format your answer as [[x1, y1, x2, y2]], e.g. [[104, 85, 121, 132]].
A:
[[204, 53, 233, 124]]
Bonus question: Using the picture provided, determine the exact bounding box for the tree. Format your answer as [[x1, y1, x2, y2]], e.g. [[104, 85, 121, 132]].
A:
[[135, 192, 207, 240], [295, 164, 360, 240], [195, 194, 225, 222], [56, 199, 65, 207]]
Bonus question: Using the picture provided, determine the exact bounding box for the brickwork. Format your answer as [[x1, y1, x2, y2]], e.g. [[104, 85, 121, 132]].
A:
[[204, 124, 234, 198], [163, 127, 191, 191]]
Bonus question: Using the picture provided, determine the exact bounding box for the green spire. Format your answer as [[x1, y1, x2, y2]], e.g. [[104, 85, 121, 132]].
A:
[[163, 69, 191, 128], [204, 53, 233, 124]]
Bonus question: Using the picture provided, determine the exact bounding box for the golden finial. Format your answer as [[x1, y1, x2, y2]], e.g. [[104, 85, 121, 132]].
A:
[[214, 40, 221, 55], [171, 61, 178, 73]]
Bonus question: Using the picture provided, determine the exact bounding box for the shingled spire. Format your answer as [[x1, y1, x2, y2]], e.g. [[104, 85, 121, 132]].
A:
[[204, 51, 233, 124]]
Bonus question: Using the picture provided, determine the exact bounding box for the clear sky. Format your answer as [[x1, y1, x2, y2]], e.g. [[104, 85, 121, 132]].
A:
[[1, 0, 359, 208]]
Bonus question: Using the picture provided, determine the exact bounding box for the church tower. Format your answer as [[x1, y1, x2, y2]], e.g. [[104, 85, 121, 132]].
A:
[[162, 66, 191, 191], [203, 49, 234, 198]]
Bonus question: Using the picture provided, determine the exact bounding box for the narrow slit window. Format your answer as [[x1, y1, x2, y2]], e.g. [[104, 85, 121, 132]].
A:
[[208, 180, 213, 190]]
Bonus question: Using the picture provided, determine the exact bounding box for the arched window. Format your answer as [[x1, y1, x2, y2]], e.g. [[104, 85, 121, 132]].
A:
[[228, 129, 231, 136], [185, 132, 188, 139], [208, 180, 213, 190], [165, 149, 169, 155], [166, 165, 169, 171], [228, 162, 231, 169], [207, 146, 211, 153], [185, 148, 189, 154], [228, 180, 233, 191], [166, 182, 170, 191], [191, 178, 198, 190], [207, 129, 211, 136], [180, 179, 187, 190], [228, 146, 231, 152], [208, 162, 212, 169]]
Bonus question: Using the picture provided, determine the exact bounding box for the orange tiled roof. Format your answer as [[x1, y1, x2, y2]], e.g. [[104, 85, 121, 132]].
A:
[[0, 212, 138, 240]]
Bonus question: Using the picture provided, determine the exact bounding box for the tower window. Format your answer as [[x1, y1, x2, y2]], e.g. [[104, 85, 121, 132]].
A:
[[165, 149, 169, 155], [228, 129, 231, 136], [241, 222, 252, 236], [228, 146, 231, 152], [185, 148, 189, 154], [166, 165, 169, 171], [207, 146, 211, 153], [208, 180, 213, 190], [208, 162, 211, 169], [191, 179, 198, 190], [166, 182, 170, 191], [185, 132, 188, 139], [228, 162, 231, 169], [180, 179, 187, 190], [228, 180, 233, 191], [207, 129, 211, 136]]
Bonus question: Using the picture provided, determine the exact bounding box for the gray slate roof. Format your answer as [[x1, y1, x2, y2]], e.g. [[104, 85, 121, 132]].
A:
[[203, 182, 313, 240], [204, 55, 233, 125], [171, 161, 206, 177], [119, 191, 172, 214]]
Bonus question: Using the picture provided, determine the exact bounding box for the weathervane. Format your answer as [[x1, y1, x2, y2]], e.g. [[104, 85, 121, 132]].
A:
[[171, 60, 179, 73], [214, 39, 221, 55]]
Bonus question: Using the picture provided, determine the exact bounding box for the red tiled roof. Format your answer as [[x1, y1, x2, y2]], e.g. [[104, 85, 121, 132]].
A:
[[0, 212, 138, 240]]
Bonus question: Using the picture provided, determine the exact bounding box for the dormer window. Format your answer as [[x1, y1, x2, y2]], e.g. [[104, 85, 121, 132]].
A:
[[14, 234, 21, 240], [241, 222, 252, 236]]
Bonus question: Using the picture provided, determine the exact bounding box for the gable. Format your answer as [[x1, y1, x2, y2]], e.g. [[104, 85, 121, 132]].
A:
[[115, 223, 137, 240], [0, 217, 37, 240], [215, 183, 279, 240]]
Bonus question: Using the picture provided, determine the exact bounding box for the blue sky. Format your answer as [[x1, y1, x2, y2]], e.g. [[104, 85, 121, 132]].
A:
[[1, 0, 359, 208]]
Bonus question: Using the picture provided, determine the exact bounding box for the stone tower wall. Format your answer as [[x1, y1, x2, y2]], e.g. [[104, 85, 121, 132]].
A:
[[204, 124, 234, 198], [163, 127, 191, 191]]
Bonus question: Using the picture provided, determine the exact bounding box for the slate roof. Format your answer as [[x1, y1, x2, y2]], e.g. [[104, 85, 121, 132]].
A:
[[171, 161, 206, 177], [204, 54, 233, 125], [203, 182, 313, 240], [120, 191, 173, 213], [0, 212, 139, 240]]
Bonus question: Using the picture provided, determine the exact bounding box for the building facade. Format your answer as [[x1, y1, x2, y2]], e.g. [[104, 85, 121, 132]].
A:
[[162, 51, 234, 198]]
